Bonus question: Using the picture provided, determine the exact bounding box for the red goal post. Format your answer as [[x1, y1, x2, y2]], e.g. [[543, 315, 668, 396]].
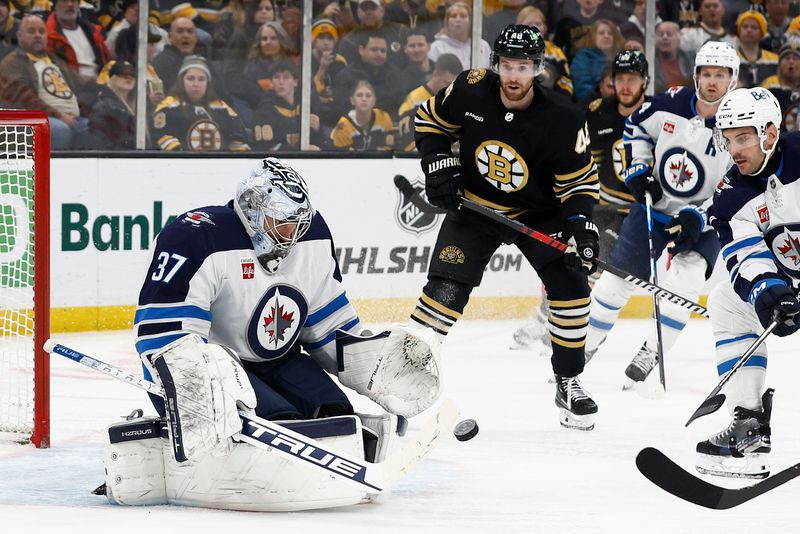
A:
[[0, 109, 50, 448]]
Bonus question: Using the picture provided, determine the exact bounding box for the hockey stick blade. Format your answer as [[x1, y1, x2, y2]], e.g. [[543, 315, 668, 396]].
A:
[[685, 393, 727, 426], [44, 339, 459, 495], [636, 447, 800, 509]]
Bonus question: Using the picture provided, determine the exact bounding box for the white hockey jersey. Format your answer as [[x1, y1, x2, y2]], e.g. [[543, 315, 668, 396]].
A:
[[134, 203, 360, 374], [710, 133, 800, 304], [624, 86, 733, 218]]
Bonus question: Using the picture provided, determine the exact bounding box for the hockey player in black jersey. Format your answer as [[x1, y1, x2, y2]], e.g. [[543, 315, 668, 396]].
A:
[[411, 24, 601, 430], [512, 50, 650, 354]]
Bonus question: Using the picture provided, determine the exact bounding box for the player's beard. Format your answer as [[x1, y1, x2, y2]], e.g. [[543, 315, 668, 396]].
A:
[[617, 86, 645, 108], [500, 78, 534, 103]]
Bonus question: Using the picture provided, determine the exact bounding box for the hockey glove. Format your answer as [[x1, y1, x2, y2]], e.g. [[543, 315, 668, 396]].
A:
[[752, 280, 800, 337], [623, 163, 663, 204], [665, 207, 705, 255], [562, 216, 599, 275], [421, 153, 462, 211]]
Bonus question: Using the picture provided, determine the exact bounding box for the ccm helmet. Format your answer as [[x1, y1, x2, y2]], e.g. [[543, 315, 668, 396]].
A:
[[714, 87, 782, 175], [234, 158, 314, 273], [694, 41, 740, 102], [491, 24, 546, 75]]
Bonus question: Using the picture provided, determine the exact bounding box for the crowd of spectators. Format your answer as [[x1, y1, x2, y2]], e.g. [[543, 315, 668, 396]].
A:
[[1, 0, 800, 151]]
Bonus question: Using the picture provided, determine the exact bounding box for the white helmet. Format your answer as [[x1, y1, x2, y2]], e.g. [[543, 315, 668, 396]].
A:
[[714, 87, 782, 175], [234, 158, 314, 273], [694, 41, 740, 103]]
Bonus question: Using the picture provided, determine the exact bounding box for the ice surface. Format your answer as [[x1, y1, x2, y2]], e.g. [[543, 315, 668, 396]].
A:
[[1, 320, 798, 533]]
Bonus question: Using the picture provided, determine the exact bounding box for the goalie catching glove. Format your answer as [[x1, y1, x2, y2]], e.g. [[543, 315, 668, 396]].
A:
[[149, 334, 256, 462], [337, 325, 442, 418]]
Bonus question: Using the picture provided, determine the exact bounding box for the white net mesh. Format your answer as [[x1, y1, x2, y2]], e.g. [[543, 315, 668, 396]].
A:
[[0, 125, 36, 441]]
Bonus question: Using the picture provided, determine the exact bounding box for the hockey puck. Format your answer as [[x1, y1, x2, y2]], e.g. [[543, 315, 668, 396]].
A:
[[453, 418, 479, 442]]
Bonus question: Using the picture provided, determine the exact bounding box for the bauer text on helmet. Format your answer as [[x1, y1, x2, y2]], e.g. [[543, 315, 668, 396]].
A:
[[714, 88, 781, 175]]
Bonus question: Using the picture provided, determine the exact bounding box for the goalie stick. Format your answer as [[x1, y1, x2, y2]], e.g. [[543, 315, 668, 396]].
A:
[[44, 339, 459, 495], [393, 174, 709, 318], [636, 447, 800, 509]]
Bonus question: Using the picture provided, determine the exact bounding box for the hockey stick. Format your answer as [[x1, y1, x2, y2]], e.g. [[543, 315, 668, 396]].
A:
[[44, 339, 459, 495], [636, 446, 800, 509], [684, 318, 779, 427], [392, 175, 709, 317], [644, 191, 667, 392]]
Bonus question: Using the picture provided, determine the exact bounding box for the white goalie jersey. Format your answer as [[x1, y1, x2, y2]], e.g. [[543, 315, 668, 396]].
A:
[[624, 86, 733, 217], [134, 203, 361, 374]]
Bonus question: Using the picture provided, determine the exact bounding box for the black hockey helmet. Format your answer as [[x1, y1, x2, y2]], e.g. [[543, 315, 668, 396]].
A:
[[612, 50, 649, 79], [491, 24, 545, 74]]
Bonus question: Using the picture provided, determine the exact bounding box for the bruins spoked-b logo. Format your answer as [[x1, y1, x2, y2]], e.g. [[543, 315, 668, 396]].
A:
[[474, 140, 529, 192], [395, 176, 442, 235], [188, 119, 222, 150]]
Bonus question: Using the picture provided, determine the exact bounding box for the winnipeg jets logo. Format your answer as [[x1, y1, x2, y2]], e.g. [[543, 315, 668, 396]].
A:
[[766, 225, 800, 277], [183, 211, 216, 226], [247, 285, 308, 360], [659, 148, 704, 197], [263, 299, 294, 345], [778, 235, 800, 266]]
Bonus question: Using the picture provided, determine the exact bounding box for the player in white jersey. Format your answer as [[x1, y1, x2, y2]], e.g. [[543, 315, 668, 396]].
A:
[[584, 41, 739, 387], [695, 87, 800, 478], [116, 158, 441, 511]]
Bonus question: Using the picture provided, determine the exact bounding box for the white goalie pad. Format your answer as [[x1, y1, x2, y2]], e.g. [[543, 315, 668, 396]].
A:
[[104, 416, 168, 506], [337, 325, 441, 418], [149, 334, 257, 462], [164, 415, 366, 511]]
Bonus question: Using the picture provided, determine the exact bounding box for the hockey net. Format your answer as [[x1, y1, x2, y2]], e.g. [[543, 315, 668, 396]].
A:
[[0, 110, 50, 448]]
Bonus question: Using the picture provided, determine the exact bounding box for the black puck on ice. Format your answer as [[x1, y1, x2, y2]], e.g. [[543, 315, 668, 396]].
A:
[[453, 418, 479, 442]]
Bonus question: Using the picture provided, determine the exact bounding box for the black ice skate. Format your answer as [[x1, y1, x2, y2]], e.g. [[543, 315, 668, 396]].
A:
[[555, 375, 598, 431], [695, 389, 774, 479], [623, 343, 658, 388]]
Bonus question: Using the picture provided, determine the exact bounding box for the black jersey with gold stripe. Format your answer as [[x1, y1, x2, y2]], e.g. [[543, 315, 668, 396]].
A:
[[414, 68, 599, 222], [586, 96, 634, 208]]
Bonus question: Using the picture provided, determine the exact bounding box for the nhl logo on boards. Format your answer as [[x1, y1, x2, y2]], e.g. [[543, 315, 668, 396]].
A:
[[663, 121, 675, 134], [395, 176, 442, 235], [247, 285, 308, 360], [439, 245, 465, 264], [241, 260, 255, 279]]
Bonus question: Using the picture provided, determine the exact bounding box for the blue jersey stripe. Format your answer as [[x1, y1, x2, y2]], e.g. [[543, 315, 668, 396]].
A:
[[722, 236, 763, 259], [303, 331, 336, 350], [717, 354, 767, 375], [716, 333, 759, 347], [135, 305, 212, 324], [306, 293, 349, 327], [135, 333, 187, 355]]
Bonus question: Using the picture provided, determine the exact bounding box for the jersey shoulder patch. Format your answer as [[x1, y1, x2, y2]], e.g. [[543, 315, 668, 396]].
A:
[[588, 98, 602, 112], [711, 169, 762, 222], [466, 68, 487, 85], [156, 204, 252, 258]]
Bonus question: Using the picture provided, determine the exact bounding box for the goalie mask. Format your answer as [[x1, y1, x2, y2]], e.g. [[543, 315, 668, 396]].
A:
[[234, 158, 314, 273]]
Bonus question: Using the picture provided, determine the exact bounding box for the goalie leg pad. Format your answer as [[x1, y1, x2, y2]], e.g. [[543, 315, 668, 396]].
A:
[[150, 334, 257, 463], [337, 325, 442, 418], [104, 416, 168, 506], [164, 415, 366, 511]]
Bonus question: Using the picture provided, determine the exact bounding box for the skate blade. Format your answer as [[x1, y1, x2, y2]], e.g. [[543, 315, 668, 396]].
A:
[[695, 453, 769, 479], [558, 408, 595, 431]]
